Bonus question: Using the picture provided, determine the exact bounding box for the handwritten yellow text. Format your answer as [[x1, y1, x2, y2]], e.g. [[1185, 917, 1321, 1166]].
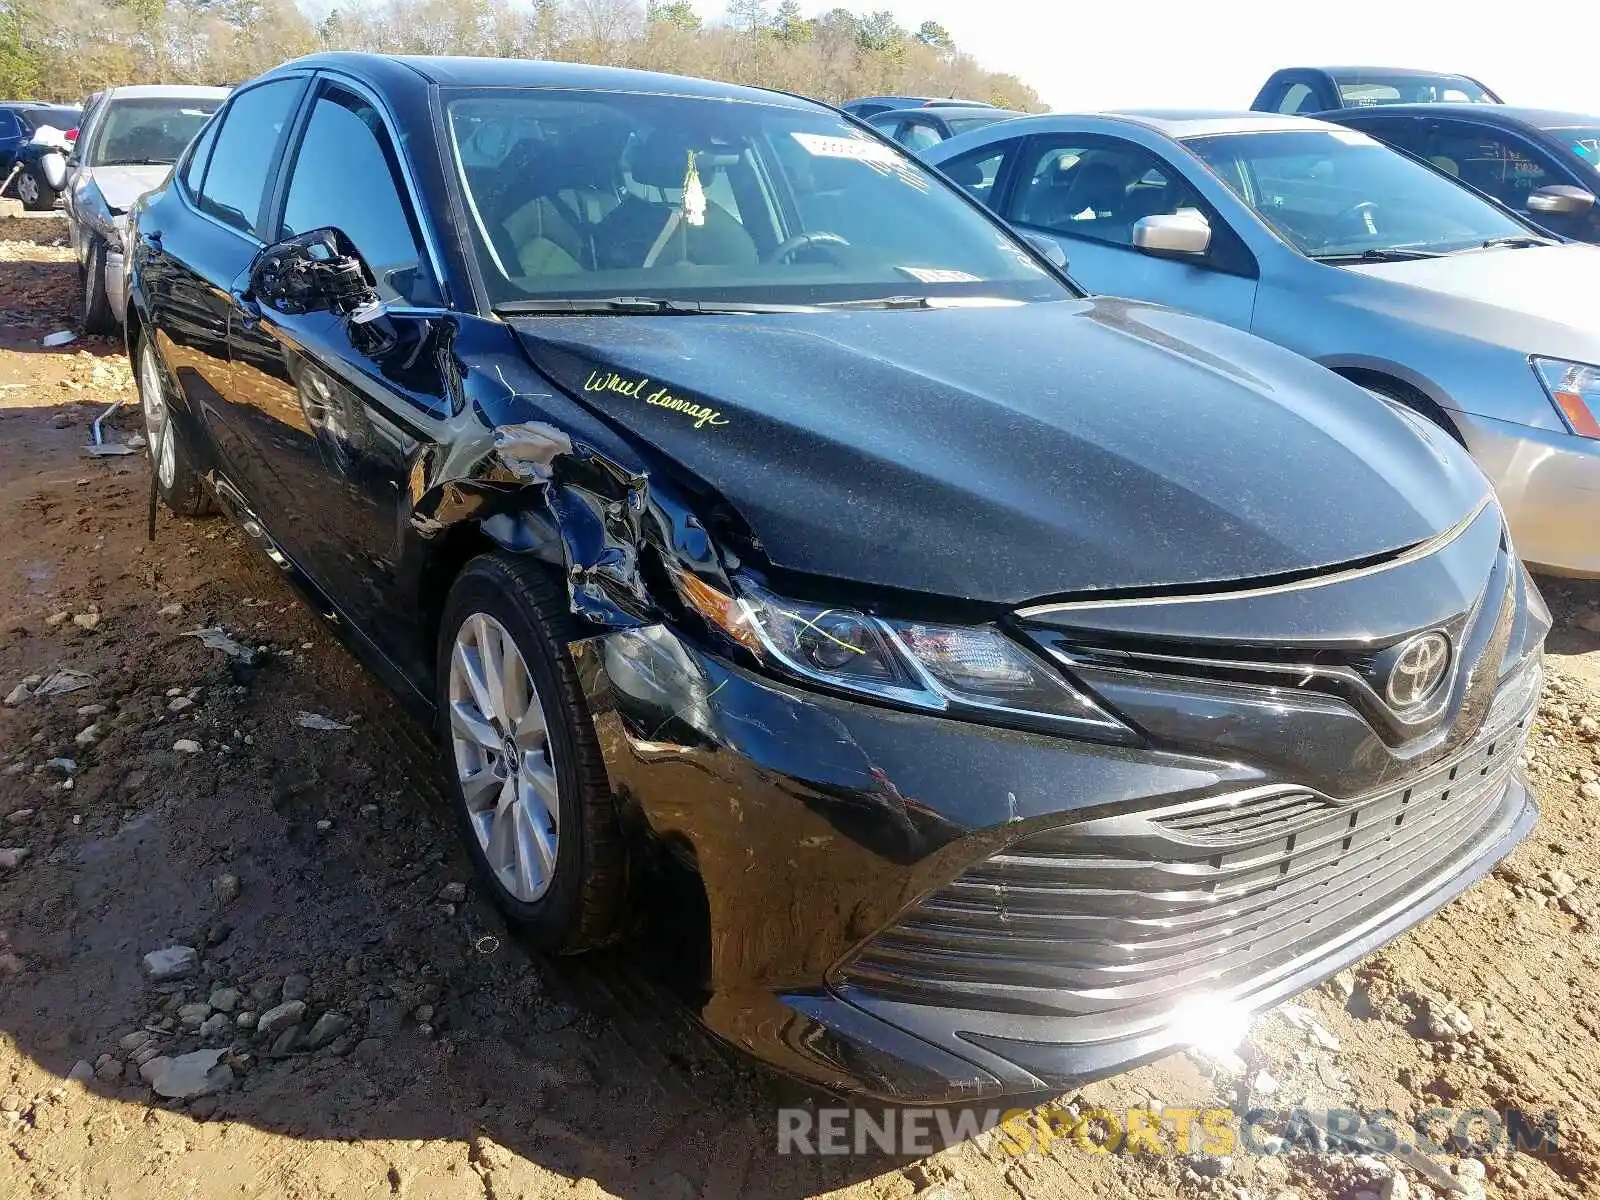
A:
[[583, 371, 729, 430]]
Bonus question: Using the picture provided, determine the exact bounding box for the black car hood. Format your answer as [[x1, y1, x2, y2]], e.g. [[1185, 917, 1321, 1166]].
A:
[[513, 298, 1490, 605]]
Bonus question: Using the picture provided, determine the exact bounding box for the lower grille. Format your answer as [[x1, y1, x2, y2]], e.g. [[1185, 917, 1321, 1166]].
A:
[[838, 663, 1539, 1041]]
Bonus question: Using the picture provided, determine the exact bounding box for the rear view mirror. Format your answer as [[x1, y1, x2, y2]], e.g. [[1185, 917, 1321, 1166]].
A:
[[1132, 213, 1212, 258], [1022, 232, 1069, 270], [248, 227, 377, 317], [1527, 185, 1596, 217]]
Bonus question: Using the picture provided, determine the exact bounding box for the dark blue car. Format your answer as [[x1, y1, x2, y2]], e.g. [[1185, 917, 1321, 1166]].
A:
[[0, 102, 80, 209], [1333, 104, 1600, 243]]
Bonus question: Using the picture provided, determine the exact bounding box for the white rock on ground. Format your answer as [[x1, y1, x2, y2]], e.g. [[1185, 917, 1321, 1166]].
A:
[[141, 946, 199, 982], [138, 1050, 234, 1100]]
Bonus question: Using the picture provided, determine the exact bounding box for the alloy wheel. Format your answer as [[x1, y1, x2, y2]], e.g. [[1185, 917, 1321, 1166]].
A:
[[138, 341, 176, 491], [16, 172, 38, 206], [448, 612, 561, 903]]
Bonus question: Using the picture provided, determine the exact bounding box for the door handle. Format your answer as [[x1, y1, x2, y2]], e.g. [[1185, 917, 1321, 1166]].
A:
[[231, 288, 260, 331]]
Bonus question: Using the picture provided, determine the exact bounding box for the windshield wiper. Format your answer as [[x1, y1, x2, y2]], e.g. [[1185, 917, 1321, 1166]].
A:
[[817, 295, 937, 309], [494, 296, 819, 316], [1309, 248, 1445, 263], [1470, 234, 1558, 250], [100, 158, 174, 167]]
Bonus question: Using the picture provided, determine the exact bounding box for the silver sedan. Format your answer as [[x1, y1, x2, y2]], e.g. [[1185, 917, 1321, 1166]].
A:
[[926, 111, 1600, 577]]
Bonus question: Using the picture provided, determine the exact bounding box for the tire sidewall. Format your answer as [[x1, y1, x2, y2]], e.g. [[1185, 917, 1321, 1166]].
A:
[[436, 560, 594, 945], [135, 331, 206, 514]]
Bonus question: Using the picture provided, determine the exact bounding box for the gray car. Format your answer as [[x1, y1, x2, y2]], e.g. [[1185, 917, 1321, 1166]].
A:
[[926, 111, 1600, 577], [63, 84, 226, 333]]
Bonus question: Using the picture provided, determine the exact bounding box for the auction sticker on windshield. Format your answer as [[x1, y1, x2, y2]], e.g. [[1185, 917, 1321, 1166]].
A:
[[791, 132, 902, 165]]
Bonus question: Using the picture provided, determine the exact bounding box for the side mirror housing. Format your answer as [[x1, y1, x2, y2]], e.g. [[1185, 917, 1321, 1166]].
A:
[[248, 227, 377, 317], [1132, 212, 1213, 258], [1021, 231, 1069, 270], [1527, 185, 1596, 217]]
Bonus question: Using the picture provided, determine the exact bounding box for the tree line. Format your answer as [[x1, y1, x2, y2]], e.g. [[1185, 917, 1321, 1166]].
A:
[[0, 0, 1042, 111]]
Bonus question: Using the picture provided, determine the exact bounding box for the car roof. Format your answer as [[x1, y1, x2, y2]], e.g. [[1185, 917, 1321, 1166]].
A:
[[98, 84, 230, 101], [1, 101, 78, 112], [279, 52, 819, 111], [872, 105, 1021, 121], [1336, 102, 1599, 131], [1286, 65, 1482, 80], [1103, 109, 1335, 137]]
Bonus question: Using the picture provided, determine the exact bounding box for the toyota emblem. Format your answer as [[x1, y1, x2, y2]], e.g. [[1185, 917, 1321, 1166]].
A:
[[1386, 632, 1451, 709]]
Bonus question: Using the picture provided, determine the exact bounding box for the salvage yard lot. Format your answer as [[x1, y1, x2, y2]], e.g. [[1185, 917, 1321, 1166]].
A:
[[2, 202, 1600, 1200]]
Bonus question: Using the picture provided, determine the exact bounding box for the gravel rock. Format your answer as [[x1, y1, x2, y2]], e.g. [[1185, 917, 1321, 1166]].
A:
[[305, 1012, 352, 1049], [1581, 781, 1600, 803], [168, 696, 194, 713], [234, 1011, 257, 1031], [141, 946, 199, 982], [73, 723, 101, 746], [211, 873, 241, 907], [198, 1013, 232, 1042], [45, 757, 76, 775], [281, 973, 310, 1003], [0, 848, 29, 871], [139, 1049, 234, 1099], [1423, 997, 1474, 1042], [208, 987, 241, 1013], [172, 739, 203, 754], [95, 1059, 123, 1083], [178, 1002, 212, 1030], [67, 1060, 94, 1083], [6, 808, 35, 824], [118, 1031, 152, 1053], [438, 881, 468, 904], [256, 1000, 306, 1039]]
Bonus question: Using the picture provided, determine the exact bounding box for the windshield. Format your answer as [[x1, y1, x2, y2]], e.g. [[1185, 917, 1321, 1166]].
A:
[[946, 116, 1008, 135], [1185, 129, 1533, 258], [1551, 127, 1600, 176], [87, 98, 220, 167], [1336, 74, 1494, 106], [443, 89, 1070, 309]]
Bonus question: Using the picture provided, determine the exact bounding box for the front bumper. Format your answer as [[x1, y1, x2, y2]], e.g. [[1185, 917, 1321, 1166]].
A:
[[573, 594, 1541, 1102], [1457, 410, 1600, 577]]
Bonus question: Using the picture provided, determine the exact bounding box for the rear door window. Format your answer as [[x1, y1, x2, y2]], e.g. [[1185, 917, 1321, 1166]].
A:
[[196, 79, 302, 238]]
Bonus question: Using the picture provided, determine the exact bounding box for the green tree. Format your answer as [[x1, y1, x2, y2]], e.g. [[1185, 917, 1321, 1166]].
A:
[[855, 9, 901, 52], [646, 0, 697, 30], [724, 0, 767, 32], [915, 19, 951, 50]]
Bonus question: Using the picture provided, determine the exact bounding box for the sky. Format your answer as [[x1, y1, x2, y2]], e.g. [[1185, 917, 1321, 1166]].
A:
[[695, 0, 1600, 115]]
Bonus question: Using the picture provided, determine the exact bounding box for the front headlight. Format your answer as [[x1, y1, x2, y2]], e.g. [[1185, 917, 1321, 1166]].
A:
[[674, 573, 1127, 736], [1531, 357, 1600, 439]]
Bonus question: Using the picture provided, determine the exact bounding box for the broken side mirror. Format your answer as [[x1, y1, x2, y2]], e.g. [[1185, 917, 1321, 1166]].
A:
[[248, 227, 378, 318]]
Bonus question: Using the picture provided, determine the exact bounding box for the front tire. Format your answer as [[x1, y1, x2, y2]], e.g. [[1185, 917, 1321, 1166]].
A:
[[437, 554, 627, 954], [82, 238, 117, 334], [16, 165, 56, 211], [135, 332, 215, 518]]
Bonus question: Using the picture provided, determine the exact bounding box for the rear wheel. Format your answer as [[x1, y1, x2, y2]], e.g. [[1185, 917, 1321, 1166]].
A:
[[437, 554, 627, 953], [82, 238, 117, 334], [135, 333, 215, 518], [16, 165, 55, 212]]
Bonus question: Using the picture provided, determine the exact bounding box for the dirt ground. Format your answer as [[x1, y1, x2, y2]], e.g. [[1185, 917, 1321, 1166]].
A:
[[2, 203, 1599, 1200]]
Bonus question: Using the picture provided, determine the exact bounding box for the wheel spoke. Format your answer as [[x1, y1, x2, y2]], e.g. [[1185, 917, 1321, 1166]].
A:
[[515, 796, 556, 896], [513, 696, 548, 750], [521, 756, 560, 829], [484, 778, 517, 876], [450, 700, 499, 751], [500, 639, 530, 738], [479, 617, 510, 730], [454, 630, 497, 728], [458, 762, 500, 812]]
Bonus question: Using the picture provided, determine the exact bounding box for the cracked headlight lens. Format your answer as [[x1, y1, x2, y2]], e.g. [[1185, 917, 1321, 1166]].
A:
[[1532, 357, 1600, 439], [675, 573, 1125, 734]]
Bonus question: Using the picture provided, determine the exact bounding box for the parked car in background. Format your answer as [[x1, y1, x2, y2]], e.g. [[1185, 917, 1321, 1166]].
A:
[[64, 84, 226, 332], [866, 104, 1023, 151], [127, 53, 1545, 1103], [841, 94, 994, 118], [1331, 104, 1600, 243], [926, 111, 1600, 576], [1252, 67, 1501, 115], [0, 101, 81, 209]]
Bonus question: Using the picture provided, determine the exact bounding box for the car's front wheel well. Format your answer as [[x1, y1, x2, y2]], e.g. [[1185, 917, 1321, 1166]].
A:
[[1333, 367, 1466, 445]]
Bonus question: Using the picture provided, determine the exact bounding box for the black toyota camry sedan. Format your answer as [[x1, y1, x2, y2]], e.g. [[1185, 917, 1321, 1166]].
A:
[[125, 52, 1547, 1103]]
